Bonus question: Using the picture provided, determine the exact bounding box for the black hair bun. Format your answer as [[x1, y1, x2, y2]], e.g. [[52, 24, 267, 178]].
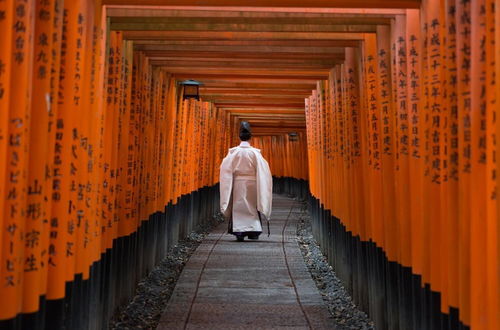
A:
[[239, 121, 252, 141]]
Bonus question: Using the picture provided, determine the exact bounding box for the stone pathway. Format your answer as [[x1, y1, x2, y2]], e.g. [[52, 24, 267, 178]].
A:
[[158, 194, 335, 329]]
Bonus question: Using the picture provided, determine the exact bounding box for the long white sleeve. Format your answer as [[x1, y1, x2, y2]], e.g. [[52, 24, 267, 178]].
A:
[[219, 150, 235, 217], [254, 150, 273, 220]]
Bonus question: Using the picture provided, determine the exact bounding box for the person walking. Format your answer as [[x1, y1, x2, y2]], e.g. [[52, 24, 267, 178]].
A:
[[219, 122, 273, 241]]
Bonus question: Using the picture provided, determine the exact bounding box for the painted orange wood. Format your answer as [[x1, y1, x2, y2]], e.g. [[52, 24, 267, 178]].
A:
[[0, 2, 498, 329], [0, 0, 35, 319], [455, 0, 472, 324], [0, 0, 12, 281], [24, 0, 57, 314], [304, 3, 499, 328], [470, 0, 488, 327]]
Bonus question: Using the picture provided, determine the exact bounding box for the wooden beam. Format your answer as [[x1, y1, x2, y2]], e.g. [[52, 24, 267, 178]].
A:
[[200, 88, 312, 95], [238, 120, 306, 125], [150, 60, 339, 69], [243, 122, 306, 128], [202, 91, 309, 96], [229, 113, 305, 118], [148, 56, 341, 64], [237, 122, 306, 127], [167, 67, 328, 75], [177, 77, 324, 84], [110, 15, 392, 25], [203, 95, 309, 101], [173, 76, 321, 83], [137, 44, 346, 54], [111, 22, 378, 32], [233, 113, 306, 118], [122, 31, 367, 40], [242, 123, 307, 128], [252, 130, 306, 136], [236, 116, 305, 123], [235, 116, 306, 121], [202, 96, 308, 103], [251, 126, 306, 130], [215, 102, 305, 108], [146, 50, 345, 60], [106, 7, 408, 17], [231, 117, 306, 122], [102, 1, 420, 9], [132, 39, 361, 47], [221, 108, 305, 114], [251, 132, 305, 136], [195, 81, 316, 89], [177, 78, 325, 83], [220, 108, 306, 114], [211, 98, 307, 104]]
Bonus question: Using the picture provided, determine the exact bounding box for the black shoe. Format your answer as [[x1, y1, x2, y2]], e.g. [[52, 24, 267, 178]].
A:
[[248, 234, 259, 240], [236, 235, 244, 242]]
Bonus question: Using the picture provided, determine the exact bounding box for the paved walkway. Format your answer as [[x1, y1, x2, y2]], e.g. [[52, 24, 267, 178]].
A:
[[158, 194, 335, 329]]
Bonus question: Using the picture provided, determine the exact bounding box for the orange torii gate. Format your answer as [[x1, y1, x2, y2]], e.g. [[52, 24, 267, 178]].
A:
[[0, 1, 231, 327], [0, 1, 499, 330], [305, 3, 499, 329]]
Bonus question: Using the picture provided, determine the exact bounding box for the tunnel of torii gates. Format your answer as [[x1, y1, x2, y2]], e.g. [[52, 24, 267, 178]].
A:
[[0, 0, 499, 329]]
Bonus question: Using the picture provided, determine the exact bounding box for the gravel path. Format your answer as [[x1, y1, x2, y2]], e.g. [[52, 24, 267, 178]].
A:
[[295, 200, 375, 330], [109, 214, 224, 330]]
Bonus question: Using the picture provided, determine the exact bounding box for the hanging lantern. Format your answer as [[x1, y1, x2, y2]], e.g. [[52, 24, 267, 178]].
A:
[[180, 79, 202, 101], [288, 132, 299, 142]]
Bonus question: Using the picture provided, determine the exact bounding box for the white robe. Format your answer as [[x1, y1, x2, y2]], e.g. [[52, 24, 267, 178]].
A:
[[219, 141, 273, 233]]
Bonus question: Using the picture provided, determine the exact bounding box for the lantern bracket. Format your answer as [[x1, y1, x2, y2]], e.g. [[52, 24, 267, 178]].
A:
[[288, 132, 299, 142], [180, 79, 202, 101]]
